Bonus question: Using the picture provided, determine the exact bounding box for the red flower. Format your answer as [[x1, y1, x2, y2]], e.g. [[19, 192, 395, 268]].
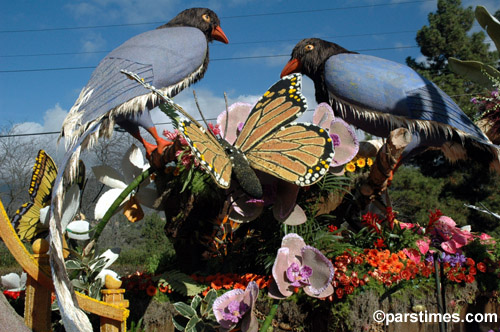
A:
[[146, 285, 157, 296], [336, 287, 344, 299], [427, 209, 442, 231], [477, 262, 487, 273], [374, 238, 386, 249], [466, 258, 475, 266], [3, 290, 22, 300], [465, 274, 475, 283], [362, 212, 382, 234], [328, 225, 338, 232], [345, 285, 354, 295]]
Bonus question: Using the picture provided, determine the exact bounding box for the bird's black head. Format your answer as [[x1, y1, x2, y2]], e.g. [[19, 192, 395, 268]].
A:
[[281, 38, 355, 103], [159, 8, 229, 44]]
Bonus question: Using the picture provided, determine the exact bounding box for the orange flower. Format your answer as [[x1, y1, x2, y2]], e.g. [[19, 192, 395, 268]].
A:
[[210, 281, 222, 290]]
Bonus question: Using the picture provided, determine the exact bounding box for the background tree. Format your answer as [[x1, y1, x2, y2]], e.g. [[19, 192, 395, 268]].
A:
[[406, 0, 498, 117]]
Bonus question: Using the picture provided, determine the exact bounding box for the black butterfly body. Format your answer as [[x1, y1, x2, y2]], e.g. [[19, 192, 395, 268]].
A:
[[179, 74, 335, 197]]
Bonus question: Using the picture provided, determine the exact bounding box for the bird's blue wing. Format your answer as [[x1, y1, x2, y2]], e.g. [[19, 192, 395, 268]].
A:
[[324, 54, 488, 141], [74, 27, 207, 127]]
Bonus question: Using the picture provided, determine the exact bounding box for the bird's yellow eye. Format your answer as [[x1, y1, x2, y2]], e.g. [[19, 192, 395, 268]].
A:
[[202, 14, 211, 23], [305, 44, 314, 51]]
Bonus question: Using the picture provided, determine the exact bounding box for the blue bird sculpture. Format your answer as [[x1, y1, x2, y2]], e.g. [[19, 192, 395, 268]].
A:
[[281, 38, 500, 172], [62, 7, 228, 158], [50, 8, 228, 332]]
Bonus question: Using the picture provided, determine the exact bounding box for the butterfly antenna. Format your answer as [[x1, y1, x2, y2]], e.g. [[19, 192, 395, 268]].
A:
[[192, 90, 215, 136], [223, 92, 229, 141]]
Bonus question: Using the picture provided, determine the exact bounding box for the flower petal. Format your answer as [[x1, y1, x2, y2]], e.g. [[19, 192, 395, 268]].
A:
[[329, 118, 359, 167], [281, 233, 306, 262], [1, 273, 21, 290], [281, 204, 307, 226], [270, 248, 294, 298], [94, 189, 129, 220], [228, 194, 264, 223], [122, 145, 148, 182], [241, 281, 259, 332], [39, 206, 50, 226], [66, 220, 90, 240], [213, 288, 245, 329], [313, 103, 335, 128], [301, 246, 335, 297], [61, 184, 81, 231], [272, 180, 300, 222], [217, 103, 253, 145], [135, 188, 159, 209], [92, 165, 126, 189]]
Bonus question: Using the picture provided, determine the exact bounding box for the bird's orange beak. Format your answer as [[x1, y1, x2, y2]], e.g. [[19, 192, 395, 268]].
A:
[[212, 26, 229, 44], [281, 58, 302, 77]]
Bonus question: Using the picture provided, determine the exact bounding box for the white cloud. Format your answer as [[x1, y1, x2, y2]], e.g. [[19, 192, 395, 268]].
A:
[[81, 33, 107, 55], [66, 0, 181, 25]]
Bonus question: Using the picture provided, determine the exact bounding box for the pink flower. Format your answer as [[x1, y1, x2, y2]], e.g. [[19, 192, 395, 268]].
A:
[[312, 103, 359, 169], [403, 248, 421, 264], [416, 238, 430, 255], [268, 233, 334, 299], [213, 281, 258, 332], [479, 233, 496, 245], [432, 216, 473, 254]]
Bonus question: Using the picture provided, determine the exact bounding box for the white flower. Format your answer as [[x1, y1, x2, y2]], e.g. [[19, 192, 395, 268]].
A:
[[40, 183, 81, 231], [91, 248, 121, 283], [93, 144, 158, 222], [66, 219, 90, 240], [1, 272, 27, 291]]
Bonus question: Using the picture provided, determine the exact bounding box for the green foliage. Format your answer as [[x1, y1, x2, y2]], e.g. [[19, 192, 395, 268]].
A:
[[156, 270, 206, 297], [0, 240, 17, 268], [172, 289, 219, 332], [406, 0, 499, 116], [390, 165, 500, 236], [116, 213, 175, 273], [66, 249, 109, 299]]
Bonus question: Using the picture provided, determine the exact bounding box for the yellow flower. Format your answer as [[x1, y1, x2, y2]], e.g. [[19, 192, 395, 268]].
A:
[[367, 158, 374, 166], [356, 158, 366, 168], [345, 162, 356, 172]]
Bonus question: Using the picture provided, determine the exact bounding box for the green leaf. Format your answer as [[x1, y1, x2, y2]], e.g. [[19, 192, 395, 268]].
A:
[[200, 289, 217, 316], [162, 270, 206, 296], [475, 6, 500, 52], [65, 259, 82, 270], [185, 316, 202, 332], [174, 302, 197, 318], [172, 318, 185, 331], [191, 295, 202, 310], [448, 58, 500, 89]]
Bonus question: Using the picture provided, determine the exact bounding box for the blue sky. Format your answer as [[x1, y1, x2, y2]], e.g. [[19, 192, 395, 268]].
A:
[[0, 0, 496, 140]]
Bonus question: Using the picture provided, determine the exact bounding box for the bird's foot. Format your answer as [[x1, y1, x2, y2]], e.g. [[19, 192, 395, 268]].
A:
[[156, 138, 173, 155], [143, 141, 158, 158]]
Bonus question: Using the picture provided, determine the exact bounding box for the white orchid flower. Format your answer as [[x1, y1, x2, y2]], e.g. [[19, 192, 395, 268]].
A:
[[66, 219, 91, 240], [1, 272, 27, 291], [91, 248, 121, 283], [93, 144, 158, 222]]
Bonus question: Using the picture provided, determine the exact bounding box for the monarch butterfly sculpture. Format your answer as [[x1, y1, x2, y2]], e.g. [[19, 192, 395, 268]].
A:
[[12, 150, 57, 241], [122, 70, 335, 198]]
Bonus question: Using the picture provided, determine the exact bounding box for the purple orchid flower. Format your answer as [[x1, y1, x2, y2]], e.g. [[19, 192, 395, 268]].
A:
[[213, 281, 259, 332], [269, 233, 334, 299], [312, 103, 359, 173]]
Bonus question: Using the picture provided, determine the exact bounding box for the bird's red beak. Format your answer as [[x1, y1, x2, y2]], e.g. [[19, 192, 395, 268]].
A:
[[281, 58, 302, 77], [211, 26, 229, 44]]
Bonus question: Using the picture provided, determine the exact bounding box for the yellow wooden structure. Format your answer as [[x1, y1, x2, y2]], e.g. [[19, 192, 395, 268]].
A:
[[0, 199, 130, 331]]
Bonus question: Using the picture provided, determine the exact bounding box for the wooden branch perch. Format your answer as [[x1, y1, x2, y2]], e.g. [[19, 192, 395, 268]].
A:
[[360, 128, 412, 198]]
